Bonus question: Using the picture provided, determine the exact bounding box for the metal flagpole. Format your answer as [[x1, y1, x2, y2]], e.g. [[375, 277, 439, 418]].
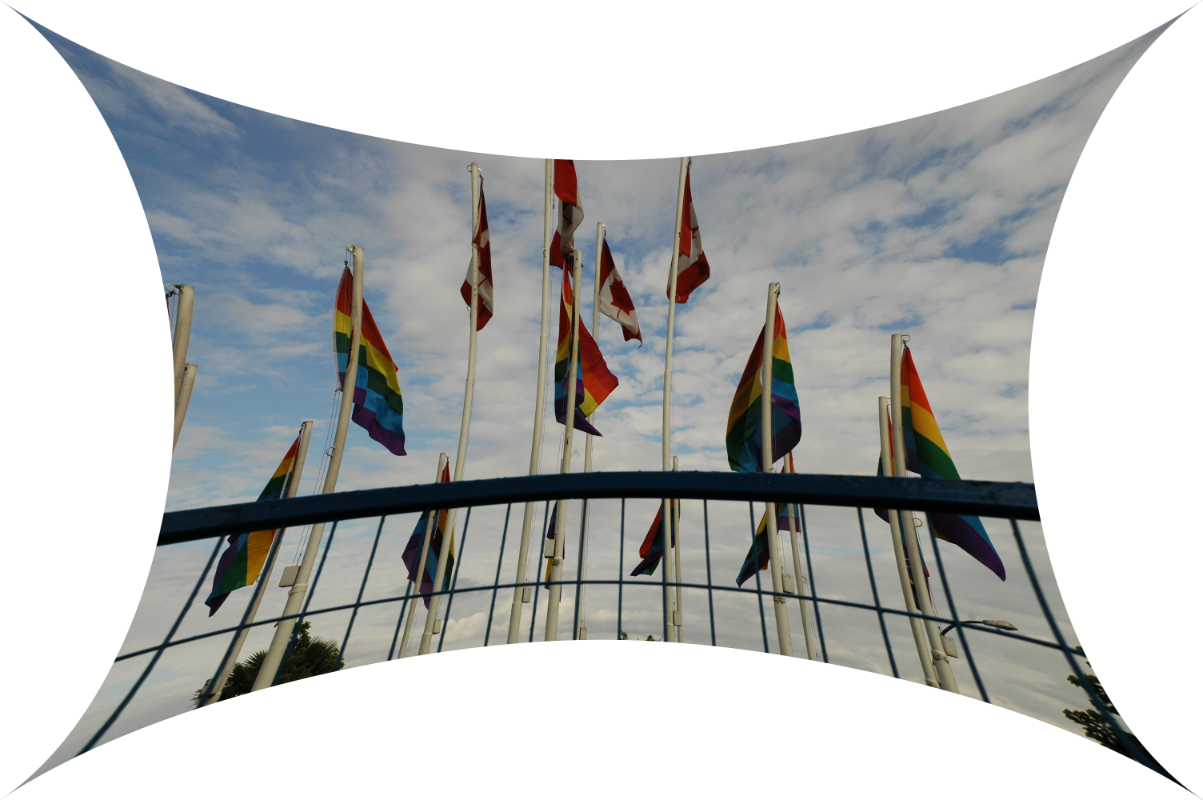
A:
[[783, 454, 816, 660], [170, 284, 194, 402], [173, 362, 197, 451], [761, 283, 793, 656], [507, 159, 554, 644], [203, 420, 314, 704], [661, 157, 688, 638], [252, 245, 364, 692], [890, 333, 958, 692], [672, 456, 684, 643], [545, 249, 583, 642], [878, 396, 939, 688], [396, 453, 448, 658], [574, 222, 605, 641], [419, 163, 483, 655]]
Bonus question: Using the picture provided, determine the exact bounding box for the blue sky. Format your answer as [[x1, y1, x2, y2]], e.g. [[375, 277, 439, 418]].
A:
[[31, 20, 1162, 771]]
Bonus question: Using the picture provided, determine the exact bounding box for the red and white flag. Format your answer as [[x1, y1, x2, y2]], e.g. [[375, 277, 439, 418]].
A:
[[461, 183, 493, 330], [596, 237, 641, 344], [549, 159, 583, 269], [668, 167, 711, 303]]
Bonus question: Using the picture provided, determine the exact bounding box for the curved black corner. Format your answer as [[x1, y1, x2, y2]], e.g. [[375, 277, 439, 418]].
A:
[[7, 3, 1193, 151], [1034, 7, 1203, 793], [23, 649, 1178, 793], [1, 4, 162, 793]]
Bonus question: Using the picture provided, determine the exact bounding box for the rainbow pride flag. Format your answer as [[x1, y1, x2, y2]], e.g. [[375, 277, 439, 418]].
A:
[[875, 347, 1005, 580], [726, 304, 801, 472], [554, 266, 618, 436], [735, 506, 792, 587], [402, 462, 455, 608], [630, 501, 676, 577], [205, 436, 300, 615], [335, 267, 406, 456]]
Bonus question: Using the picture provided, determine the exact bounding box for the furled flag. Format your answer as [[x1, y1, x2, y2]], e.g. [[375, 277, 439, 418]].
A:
[[873, 347, 1006, 580], [402, 461, 455, 608], [543, 505, 565, 599], [335, 268, 407, 455], [596, 236, 641, 344], [668, 166, 711, 303], [725, 304, 802, 472], [205, 435, 300, 615], [630, 501, 676, 577], [549, 159, 583, 269], [736, 506, 791, 587], [460, 182, 494, 330], [555, 265, 619, 436]]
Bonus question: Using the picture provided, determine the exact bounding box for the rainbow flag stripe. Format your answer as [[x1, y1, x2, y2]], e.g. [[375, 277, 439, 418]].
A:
[[335, 268, 406, 456], [726, 305, 801, 472], [898, 347, 1005, 580], [735, 505, 792, 587], [555, 266, 618, 436], [402, 463, 454, 608], [205, 436, 299, 615], [630, 501, 676, 577]]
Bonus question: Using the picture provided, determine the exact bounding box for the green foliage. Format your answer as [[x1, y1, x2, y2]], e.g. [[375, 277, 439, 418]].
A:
[[192, 622, 344, 707], [1062, 659, 1159, 769]]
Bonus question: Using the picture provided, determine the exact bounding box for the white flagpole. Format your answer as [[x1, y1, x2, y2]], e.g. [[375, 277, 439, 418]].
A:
[[395, 453, 449, 659], [879, 396, 939, 687], [508, 160, 554, 644], [574, 222, 605, 641], [890, 333, 958, 692], [173, 362, 197, 451], [170, 284, 194, 402], [419, 164, 482, 655], [661, 157, 688, 638], [169, 284, 196, 451], [779, 495, 818, 659], [761, 283, 794, 656], [252, 245, 364, 692], [672, 456, 684, 643], [204, 420, 314, 705], [545, 249, 583, 642]]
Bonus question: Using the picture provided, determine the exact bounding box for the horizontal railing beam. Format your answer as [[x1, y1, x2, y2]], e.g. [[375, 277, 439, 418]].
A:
[[159, 472, 1038, 545]]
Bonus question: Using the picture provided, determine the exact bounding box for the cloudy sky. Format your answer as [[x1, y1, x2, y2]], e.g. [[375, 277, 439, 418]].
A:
[[31, 21, 1163, 775]]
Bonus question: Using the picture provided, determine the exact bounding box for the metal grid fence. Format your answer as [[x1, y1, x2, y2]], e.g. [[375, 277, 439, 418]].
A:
[[77, 471, 1165, 779]]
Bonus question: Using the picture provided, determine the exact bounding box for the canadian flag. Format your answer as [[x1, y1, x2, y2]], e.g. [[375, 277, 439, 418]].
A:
[[668, 167, 711, 303], [596, 237, 641, 344], [549, 158, 583, 269], [460, 183, 493, 330]]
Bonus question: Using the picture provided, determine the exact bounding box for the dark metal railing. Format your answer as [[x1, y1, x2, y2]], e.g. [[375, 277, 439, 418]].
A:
[[76, 471, 1169, 780]]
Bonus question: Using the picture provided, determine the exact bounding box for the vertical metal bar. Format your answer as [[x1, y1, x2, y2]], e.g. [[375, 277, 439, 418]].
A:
[[704, 499, 716, 647], [857, 508, 898, 678], [79, 537, 223, 755], [334, 516, 387, 671], [925, 514, 989, 701], [617, 498, 625, 640], [484, 504, 512, 647], [437, 507, 472, 653], [748, 502, 769, 654], [271, 520, 338, 687], [572, 499, 588, 640], [799, 505, 828, 662], [388, 514, 422, 661], [1010, 519, 1168, 777], [660, 499, 669, 643], [529, 501, 549, 643]]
